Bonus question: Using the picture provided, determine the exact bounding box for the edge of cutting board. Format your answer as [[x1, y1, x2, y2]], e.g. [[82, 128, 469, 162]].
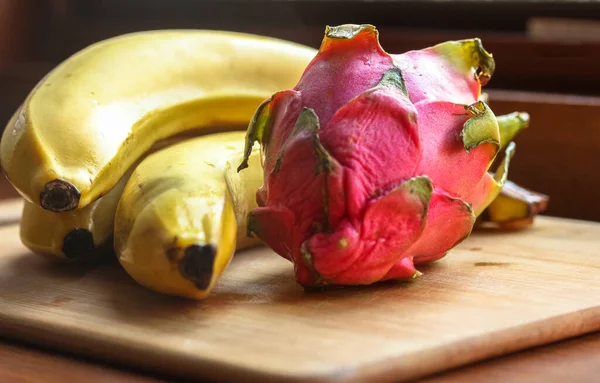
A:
[[1, 267, 599, 382]]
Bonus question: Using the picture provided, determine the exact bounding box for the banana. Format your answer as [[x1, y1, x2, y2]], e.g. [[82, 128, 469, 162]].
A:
[[17, 132, 209, 261], [1, 30, 316, 212], [114, 131, 262, 300], [473, 110, 547, 229], [477, 180, 549, 229], [20, 172, 127, 261]]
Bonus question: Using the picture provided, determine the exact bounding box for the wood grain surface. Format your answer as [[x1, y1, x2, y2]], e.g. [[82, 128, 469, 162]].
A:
[[0, 216, 599, 382], [422, 331, 600, 383], [3, 331, 600, 383], [0, 338, 164, 383]]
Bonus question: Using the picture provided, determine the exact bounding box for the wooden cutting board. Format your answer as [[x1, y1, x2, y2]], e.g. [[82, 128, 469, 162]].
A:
[[0, 199, 599, 383]]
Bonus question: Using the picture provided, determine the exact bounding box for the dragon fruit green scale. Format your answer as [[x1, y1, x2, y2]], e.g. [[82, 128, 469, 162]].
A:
[[238, 24, 519, 287]]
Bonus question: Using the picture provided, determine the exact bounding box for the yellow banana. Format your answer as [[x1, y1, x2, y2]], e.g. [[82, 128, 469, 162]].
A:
[[473, 110, 547, 229], [1, 30, 316, 212], [17, 133, 206, 261], [477, 180, 549, 229], [20, 172, 127, 261], [114, 131, 262, 300]]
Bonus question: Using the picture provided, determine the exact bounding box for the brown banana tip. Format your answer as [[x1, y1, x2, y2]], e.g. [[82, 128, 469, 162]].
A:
[[40, 179, 80, 212], [179, 244, 216, 290], [62, 228, 95, 259]]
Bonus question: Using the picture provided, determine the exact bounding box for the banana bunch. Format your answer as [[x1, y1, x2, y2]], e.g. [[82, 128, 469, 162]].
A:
[[18, 133, 202, 261], [0, 29, 316, 299], [1, 29, 317, 212], [0, 29, 548, 300]]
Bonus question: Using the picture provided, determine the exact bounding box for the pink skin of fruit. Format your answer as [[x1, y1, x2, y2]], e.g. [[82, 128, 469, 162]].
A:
[[239, 24, 515, 287]]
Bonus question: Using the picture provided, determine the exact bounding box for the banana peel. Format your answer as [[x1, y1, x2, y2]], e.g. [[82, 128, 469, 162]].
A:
[[17, 131, 217, 261], [476, 180, 550, 230], [0, 30, 316, 212], [477, 104, 549, 229], [114, 131, 263, 300]]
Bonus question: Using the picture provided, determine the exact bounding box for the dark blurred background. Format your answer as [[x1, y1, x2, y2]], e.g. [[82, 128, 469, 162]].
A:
[[2, 0, 600, 221]]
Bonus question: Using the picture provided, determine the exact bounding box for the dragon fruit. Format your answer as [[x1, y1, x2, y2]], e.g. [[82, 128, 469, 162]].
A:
[[238, 24, 523, 287]]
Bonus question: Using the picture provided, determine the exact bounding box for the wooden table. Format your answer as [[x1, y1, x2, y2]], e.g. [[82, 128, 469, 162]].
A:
[[2, 332, 599, 382], [1, 175, 599, 383]]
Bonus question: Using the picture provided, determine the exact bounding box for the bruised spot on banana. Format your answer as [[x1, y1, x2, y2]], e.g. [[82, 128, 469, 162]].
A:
[[0, 29, 317, 212], [114, 131, 263, 300]]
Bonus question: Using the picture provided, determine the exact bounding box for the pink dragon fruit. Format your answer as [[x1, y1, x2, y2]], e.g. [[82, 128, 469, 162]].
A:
[[238, 24, 519, 287]]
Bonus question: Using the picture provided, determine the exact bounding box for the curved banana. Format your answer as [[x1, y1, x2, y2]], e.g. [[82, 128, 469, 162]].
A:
[[17, 133, 204, 261], [477, 180, 549, 229], [1, 30, 316, 212], [114, 131, 262, 300]]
